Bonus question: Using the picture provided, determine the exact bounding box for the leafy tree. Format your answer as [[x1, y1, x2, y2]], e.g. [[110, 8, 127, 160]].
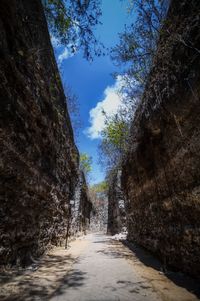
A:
[[80, 153, 92, 177], [43, 0, 102, 60], [99, 0, 169, 173], [90, 181, 108, 195], [98, 112, 130, 171], [112, 0, 169, 87], [89, 181, 108, 231], [102, 118, 128, 149], [89, 181, 108, 208]]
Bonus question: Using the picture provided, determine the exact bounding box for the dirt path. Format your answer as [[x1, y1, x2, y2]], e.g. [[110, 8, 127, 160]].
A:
[[0, 233, 199, 301]]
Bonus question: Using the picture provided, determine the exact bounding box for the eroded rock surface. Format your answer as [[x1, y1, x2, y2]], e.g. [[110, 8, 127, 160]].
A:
[[70, 171, 92, 237], [122, 0, 200, 278], [0, 0, 84, 265], [107, 170, 126, 235], [90, 193, 108, 233]]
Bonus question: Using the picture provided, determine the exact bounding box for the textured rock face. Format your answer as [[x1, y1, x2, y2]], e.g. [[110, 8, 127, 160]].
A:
[[122, 0, 200, 278], [107, 170, 126, 235], [0, 0, 79, 265], [70, 171, 92, 237], [90, 194, 108, 233]]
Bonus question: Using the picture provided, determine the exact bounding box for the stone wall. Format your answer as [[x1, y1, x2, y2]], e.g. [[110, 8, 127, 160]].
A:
[[107, 170, 126, 235], [70, 171, 92, 237], [122, 0, 200, 279], [90, 194, 108, 233], [0, 0, 79, 265]]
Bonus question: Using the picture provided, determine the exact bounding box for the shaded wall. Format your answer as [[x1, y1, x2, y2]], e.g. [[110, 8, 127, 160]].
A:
[[107, 170, 126, 235], [90, 194, 108, 233], [0, 0, 79, 265], [70, 171, 93, 237], [122, 0, 200, 278]]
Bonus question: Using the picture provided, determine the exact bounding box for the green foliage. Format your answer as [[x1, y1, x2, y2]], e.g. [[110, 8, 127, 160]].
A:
[[91, 181, 108, 194], [99, 0, 169, 174], [98, 112, 129, 171], [44, 0, 71, 42], [89, 181, 108, 204], [43, 0, 102, 60], [102, 118, 129, 149], [112, 0, 168, 87], [80, 153, 92, 176]]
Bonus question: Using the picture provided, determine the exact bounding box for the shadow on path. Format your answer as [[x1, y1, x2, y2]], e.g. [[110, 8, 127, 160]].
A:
[[95, 238, 200, 299], [0, 252, 87, 301], [123, 240, 200, 299]]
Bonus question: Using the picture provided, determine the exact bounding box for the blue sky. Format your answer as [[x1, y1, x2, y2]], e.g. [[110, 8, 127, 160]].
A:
[[52, 0, 132, 184]]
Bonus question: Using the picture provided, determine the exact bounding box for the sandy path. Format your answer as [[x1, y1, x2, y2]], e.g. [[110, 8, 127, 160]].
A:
[[50, 233, 161, 301], [0, 233, 199, 301]]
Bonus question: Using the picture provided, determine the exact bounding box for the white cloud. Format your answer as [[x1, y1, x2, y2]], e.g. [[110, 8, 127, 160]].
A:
[[50, 35, 61, 48], [58, 48, 74, 65], [51, 35, 77, 65], [85, 77, 125, 139]]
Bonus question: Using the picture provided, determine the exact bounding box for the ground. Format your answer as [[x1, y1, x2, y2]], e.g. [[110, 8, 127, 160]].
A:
[[0, 233, 199, 301]]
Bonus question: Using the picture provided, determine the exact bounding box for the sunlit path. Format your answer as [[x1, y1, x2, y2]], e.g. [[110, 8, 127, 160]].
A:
[[50, 234, 161, 301], [50, 234, 199, 301], [1, 234, 199, 300]]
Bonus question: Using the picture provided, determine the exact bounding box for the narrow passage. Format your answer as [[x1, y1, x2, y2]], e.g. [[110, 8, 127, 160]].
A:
[[1, 234, 199, 301], [50, 234, 199, 301]]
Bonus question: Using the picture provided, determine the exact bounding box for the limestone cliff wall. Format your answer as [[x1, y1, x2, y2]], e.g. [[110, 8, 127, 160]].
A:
[[0, 0, 79, 265], [107, 170, 126, 235], [90, 195, 108, 233], [122, 0, 200, 278], [70, 171, 92, 237]]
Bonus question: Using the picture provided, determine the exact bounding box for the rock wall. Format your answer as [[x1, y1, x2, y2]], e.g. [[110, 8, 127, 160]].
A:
[[107, 170, 126, 235], [0, 0, 79, 265], [90, 194, 108, 233], [70, 171, 92, 237], [122, 0, 200, 278]]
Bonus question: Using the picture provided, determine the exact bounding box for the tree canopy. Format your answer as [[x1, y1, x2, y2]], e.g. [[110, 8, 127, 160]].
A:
[[43, 0, 102, 60], [90, 181, 108, 194], [80, 153, 92, 177], [98, 112, 129, 171], [112, 0, 168, 87], [98, 0, 169, 175]]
